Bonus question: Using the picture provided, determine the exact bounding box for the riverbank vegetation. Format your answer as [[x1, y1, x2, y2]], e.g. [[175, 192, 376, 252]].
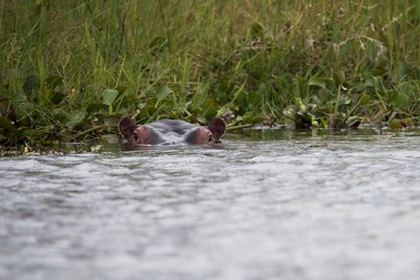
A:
[[1, 0, 419, 147]]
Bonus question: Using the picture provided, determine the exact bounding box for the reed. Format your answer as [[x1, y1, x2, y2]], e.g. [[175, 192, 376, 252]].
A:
[[0, 0, 419, 146]]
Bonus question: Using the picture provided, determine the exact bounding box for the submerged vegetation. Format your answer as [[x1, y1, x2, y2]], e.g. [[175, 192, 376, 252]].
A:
[[0, 0, 419, 147]]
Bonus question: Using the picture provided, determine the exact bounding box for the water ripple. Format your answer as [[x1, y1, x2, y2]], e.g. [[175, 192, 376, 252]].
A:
[[0, 134, 420, 280]]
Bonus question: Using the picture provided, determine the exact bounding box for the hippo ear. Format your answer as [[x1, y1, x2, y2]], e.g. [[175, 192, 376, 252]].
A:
[[118, 116, 136, 139], [208, 117, 226, 141]]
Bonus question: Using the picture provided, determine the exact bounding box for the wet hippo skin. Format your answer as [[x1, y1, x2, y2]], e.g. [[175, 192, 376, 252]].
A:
[[118, 116, 226, 145]]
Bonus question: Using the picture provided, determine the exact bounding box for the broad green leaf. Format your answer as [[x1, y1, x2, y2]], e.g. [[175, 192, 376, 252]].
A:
[[283, 107, 296, 120], [0, 116, 14, 130], [192, 83, 210, 109], [334, 70, 345, 83], [23, 74, 40, 94], [86, 103, 108, 113], [359, 94, 371, 106], [337, 96, 352, 106], [308, 77, 327, 89], [101, 134, 120, 145], [372, 76, 386, 93], [389, 119, 405, 130], [347, 116, 362, 129], [102, 89, 119, 106], [249, 22, 263, 38], [242, 112, 266, 124], [66, 110, 86, 129], [390, 91, 409, 108], [103, 116, 120, 128], [51, 109, 68, 123], [248, 90, 261, 107], [155, 86, 172, 102], [417, 0, 420, 18], [12, 93, 33, 116]]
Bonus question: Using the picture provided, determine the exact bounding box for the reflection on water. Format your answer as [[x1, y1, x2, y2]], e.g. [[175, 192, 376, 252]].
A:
[[1, 130, 420, 280]]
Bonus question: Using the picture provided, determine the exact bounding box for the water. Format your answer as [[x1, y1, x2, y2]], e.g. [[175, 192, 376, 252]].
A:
[[1, 130, 420, 280]]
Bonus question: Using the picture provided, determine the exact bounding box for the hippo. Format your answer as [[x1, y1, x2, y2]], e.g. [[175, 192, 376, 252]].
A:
[[118, 116, 226, 145]]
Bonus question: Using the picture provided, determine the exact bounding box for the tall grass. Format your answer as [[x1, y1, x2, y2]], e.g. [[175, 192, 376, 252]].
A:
[[0, 0, 419, 146]]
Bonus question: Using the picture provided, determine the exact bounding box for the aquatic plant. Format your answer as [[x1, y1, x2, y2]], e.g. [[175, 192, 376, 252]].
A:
[[0, 0, 419, 147]]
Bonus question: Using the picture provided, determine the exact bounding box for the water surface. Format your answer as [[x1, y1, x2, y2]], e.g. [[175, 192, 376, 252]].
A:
[[1, 130, 420, 280]]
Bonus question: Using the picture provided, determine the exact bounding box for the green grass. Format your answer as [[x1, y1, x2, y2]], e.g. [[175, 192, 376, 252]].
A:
[[0, 0, 419, 147]]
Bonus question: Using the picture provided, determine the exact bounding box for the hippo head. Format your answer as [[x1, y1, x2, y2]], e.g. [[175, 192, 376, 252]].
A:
[[118, 116, 226, 145]]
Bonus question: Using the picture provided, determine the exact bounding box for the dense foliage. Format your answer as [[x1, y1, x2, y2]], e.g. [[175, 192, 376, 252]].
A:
[[1, 0, 419, 147]]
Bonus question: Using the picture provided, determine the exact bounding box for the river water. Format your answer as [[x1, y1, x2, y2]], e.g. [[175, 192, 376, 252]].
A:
[[1, 129, 420, 280]]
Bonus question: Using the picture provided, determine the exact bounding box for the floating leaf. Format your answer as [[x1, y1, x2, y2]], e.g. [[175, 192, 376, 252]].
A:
[[389, 119, 406, 130], [102, 89, 119, 106]]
